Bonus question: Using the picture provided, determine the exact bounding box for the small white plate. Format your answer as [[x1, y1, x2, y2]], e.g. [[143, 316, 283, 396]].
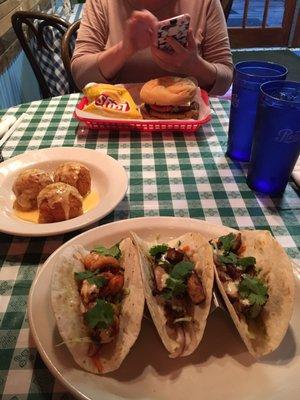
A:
[[28, 217, 300, 400], [0, 147, 128, 236]]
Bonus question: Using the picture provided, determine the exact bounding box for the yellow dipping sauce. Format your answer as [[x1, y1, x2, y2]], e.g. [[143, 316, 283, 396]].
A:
[[14, 191, 99, 223]]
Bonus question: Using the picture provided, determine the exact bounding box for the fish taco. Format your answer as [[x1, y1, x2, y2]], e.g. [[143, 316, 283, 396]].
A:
[[132, 232, 214, 358], [211, 230, 295, 357], [51, 238, 144, 374]]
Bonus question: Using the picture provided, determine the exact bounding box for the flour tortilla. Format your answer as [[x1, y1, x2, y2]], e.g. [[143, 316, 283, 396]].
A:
[[132, 232, 214, 358], [51, 238, 144, 374], [213, 230, 295, 358]]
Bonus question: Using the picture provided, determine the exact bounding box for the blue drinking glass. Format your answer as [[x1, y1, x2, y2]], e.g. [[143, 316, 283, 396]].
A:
[[247, 80, 300, 195], [227, 61, 288, 162]]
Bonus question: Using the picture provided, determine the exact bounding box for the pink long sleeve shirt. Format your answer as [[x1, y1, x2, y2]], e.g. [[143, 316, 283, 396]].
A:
[[71, 0, 233, 95]]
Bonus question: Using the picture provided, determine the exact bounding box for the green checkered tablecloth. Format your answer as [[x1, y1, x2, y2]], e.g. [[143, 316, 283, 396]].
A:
[[0, 93, 299, 399]]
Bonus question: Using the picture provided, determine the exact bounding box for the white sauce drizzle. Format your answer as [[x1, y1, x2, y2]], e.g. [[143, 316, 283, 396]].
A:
[[37, 182, 82, 219]]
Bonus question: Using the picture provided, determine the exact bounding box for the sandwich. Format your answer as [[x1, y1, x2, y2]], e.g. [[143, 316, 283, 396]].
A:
[[82, 82, 142, 119], [210, 230, 295, 358], [140, 76, 199, 120], [132, 232, 214, 358], [51, 238, 144, 374]]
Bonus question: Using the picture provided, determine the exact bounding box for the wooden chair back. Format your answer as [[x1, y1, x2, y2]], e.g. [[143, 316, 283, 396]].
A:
[[11, 11, 70, 99], [221, 0, 234, 21], [61, 19, 81, 93]]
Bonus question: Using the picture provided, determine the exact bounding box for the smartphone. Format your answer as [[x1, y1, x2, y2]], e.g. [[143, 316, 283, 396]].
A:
[[157, 14, 191, 53]]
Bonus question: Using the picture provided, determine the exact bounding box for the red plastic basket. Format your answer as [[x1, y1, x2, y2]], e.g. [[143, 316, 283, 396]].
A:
[[74, 89, 211, 132]]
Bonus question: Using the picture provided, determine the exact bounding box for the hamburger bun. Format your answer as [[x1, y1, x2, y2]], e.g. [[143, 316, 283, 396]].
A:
[[140, 76, 197, 106], [140, 76, 199, 120]]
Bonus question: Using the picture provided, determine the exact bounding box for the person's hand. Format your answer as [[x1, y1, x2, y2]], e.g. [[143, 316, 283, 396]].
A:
[[151, 29, 198, 74], [122, 10, 158, 57]]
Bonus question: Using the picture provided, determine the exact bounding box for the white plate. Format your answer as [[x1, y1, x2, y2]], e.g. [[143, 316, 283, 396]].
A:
[[0, 147, 127, 236], [28, 217, 300, 400]]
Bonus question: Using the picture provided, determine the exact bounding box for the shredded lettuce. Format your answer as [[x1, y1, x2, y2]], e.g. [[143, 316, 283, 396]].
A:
[[173, 316, 192, 324], [56, 337, 93, 347]]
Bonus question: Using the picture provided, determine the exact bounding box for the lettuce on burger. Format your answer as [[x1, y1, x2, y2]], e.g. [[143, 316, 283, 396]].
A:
[[140, 76, 199, 120]]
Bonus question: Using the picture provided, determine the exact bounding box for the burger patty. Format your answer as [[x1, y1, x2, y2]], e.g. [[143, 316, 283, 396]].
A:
[[141, 101, 199, 120]]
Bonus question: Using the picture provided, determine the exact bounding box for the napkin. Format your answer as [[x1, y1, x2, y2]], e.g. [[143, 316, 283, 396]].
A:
[[0, 116, 17, 139], [292, 157, 300, 188]]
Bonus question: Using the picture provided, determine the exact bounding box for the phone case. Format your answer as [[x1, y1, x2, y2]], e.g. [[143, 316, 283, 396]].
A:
[[157, 14, 191, 53]]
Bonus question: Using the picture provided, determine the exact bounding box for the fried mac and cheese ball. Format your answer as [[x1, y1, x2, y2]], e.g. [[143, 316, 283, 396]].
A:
[[37, 182, 83, 223], [53, 162, 91, 197], [13, 168, 53, 211]]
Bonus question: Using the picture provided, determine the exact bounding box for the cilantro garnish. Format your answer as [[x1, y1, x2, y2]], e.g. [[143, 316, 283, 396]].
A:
[[74, 271, 107, 288], [218, 233, 236, 253], [162, 261, 194, 300], [170, 261, 194, 280], [88, 275, 107, 288], [163, 277, 186, 300], [217, 254, 256, 269], [94, 244, 121, 259], [237, 257, 256, 268], [84, 299, 114, 329], [218, 252, 238, 265], [238, 275, 268, 304], [149, 244, 169, 258], [74, 270, 97, 282], [238, 275, 268, 318]]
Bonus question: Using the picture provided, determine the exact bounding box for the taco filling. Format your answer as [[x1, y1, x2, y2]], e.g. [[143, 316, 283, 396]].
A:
[[74, 244, 126, 354], [52, 238, 144, 374], [149, 243, 206, 332], [211, 232, 269, 322]]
